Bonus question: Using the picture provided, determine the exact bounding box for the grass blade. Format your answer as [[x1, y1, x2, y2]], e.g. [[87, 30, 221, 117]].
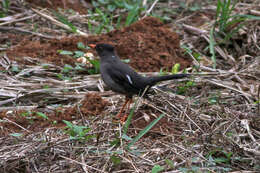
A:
[[53, 11, 77, 33], [209, 27, 216, 69], [123, 99, 137, 135], [128, 114, 165, 148]]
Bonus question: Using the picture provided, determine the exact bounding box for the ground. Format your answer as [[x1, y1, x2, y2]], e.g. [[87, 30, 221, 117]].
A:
[[0, 0, 260, 172]]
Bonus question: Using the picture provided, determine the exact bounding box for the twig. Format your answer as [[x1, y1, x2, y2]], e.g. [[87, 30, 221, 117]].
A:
[[143, 0, 159, 17], [3, 118, 31, 133], [0, 106, 37, 111], [31, 8, 88, 36], [183, 24, 208, 35], [0, 14, 36, 26], [206, 79, 253, 101], [59, 155, 106, 173], [249, 10, 260, 16]]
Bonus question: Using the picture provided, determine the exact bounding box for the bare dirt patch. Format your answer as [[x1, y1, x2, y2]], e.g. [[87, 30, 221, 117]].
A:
[[7, 17, 192, 72], [0, 93, 108, 135]]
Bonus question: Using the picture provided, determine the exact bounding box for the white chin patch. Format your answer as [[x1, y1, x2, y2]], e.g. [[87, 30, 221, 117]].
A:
[[126, 74, 133, 84]]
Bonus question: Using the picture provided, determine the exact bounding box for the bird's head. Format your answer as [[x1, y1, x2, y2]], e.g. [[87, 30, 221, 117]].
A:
[[89, 43, 116, 59]]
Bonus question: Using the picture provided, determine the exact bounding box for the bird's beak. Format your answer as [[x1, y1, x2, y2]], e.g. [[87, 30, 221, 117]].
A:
[[88, 44, 96, 49]]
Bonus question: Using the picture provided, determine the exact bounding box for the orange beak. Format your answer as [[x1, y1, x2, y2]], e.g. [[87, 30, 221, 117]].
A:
[[88, 44, 96, 49]]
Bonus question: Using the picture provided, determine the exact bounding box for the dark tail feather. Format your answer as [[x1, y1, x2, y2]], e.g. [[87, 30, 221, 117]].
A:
[[147, 74, 189, 85]]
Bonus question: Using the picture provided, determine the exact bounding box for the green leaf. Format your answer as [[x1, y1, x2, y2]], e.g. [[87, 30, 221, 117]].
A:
[[151, 165, 164, 173], [56, 73, 71, 81], [107, 4, 116, 12], [63, 120, 74, 129], [75, 64, 86, 71], [97, 0, 108, 5], [20, 111, 31, 117], [110, 155, 121, 165], [42, 64, 49, 69], [123, 1, 134, 10], [91, 0, 99, 7], [62, 64, 73, 73], [116, 15, 122, 29], [53, 11, 77, 33], [9, 133, 23, 137], [11, 65, 20, 73], [88, 59, 100, 74], [125, 4, 139, 26], [58, 50, 73, 55], [113, 0, 124, 8], [171, 63, 180, 74], [63, 120, 93, 141], [77, 42, 86, 49], [123, 99, 138, 134], [74, 51, 85, 58], [128, 114, 165, 148], [36, 112, 48, 120], [165, 159, 174, 169], [96, 8, 108, 23], [110, 138, 120, 147], [2, 0, 10, 13], [122, 59, 130, 63]]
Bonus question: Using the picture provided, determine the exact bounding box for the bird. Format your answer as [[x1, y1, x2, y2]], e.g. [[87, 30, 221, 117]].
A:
[[89, 43, 189, 122]]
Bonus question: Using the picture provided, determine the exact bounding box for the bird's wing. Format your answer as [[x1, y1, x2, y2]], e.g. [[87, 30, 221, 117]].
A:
[[104, 62, 143, 93]]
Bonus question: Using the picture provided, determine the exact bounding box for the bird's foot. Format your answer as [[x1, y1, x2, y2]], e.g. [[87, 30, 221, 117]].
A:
[[112, 114, 128, 124], [120, 114, 128, 123]]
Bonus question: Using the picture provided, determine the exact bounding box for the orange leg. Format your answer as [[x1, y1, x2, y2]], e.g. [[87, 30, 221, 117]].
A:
[[116, 97, 130, 119], [120, 98, 132, 123]]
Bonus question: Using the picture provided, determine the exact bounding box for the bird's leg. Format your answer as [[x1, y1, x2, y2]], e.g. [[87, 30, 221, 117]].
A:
[[120, 98, 132, 123], [116, 97, 130, 119]]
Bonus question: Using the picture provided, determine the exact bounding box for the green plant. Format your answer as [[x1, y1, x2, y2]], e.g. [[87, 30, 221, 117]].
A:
[[124, 2, 145, 26], [171, 63, 180, 74], [56, 73, 72, 81], [151, 165, 164, 173], [88, 0, 147, 34], [165, 159, 174, 169], [19, 111, 49, 124], [177, 81, 195, 95], [57, 42, 100, 74], [206, 149, 233, 164], [9, 133, 23, 137], [108, 98, 165, 156], [210, 0, 260, 68], [209, 27, 217, 69], [0, 0, 10, 17], [127, 114, 165, 148], [53, 10, 77, 33], [11, 65, 20, 73], [36, 112, 48, 120], [63, 120, 95, 142]]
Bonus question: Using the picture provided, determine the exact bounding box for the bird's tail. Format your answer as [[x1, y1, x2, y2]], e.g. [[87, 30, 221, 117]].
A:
[[146, 74, 189, 86]]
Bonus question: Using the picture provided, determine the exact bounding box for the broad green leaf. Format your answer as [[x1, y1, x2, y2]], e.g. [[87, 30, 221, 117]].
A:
[[151, 165, 164, 173]]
